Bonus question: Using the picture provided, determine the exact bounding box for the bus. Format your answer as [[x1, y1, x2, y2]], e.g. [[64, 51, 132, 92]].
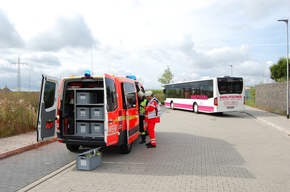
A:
[[164, 76, 245, 113]]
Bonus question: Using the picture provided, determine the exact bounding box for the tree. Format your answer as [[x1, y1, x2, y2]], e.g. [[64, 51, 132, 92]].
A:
[[270, 57, 289, 82], [249, 87, 255, 102], [158, 65, 174, 86]]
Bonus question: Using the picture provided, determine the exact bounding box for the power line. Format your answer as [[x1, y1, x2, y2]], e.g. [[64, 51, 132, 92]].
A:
[[11, 57, 27, 91]]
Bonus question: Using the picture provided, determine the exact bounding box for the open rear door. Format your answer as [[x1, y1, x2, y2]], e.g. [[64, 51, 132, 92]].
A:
[[104, 74, 119, 146], [37, 75, 59, 142]]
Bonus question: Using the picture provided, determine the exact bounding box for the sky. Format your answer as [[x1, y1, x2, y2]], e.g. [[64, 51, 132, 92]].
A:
[[0, 0, 290, 91]]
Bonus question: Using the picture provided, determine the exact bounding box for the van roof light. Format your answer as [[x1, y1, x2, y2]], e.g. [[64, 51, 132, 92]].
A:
[[84, 70, 91, 78], [126, 75, 136, 80]]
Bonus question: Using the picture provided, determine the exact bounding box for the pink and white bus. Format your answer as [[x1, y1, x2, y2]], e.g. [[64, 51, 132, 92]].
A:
[[164, 76, 245, 113]]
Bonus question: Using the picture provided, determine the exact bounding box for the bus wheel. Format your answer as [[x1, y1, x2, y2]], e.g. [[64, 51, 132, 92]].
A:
[[120, 141, 132, 154], [193, 103, 198, 114], [66, 144, 80, 152], [170, 102, 175, 110]]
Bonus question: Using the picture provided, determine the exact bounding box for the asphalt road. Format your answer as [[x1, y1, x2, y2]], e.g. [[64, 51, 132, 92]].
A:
[[22, 110, 290, 192], [0, 106, 168, 192], [0, 142, 76, 192], [4, 107, 290, 192]]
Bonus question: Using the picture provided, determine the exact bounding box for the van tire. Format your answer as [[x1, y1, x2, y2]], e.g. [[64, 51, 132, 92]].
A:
[[120, 141, 132, 154], [66, 144, 80, 152]]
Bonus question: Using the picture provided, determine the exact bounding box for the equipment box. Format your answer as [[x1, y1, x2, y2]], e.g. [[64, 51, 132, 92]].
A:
[[76, 107, 89, 119], [90, 122, 104, 135], [76, 122, 90, 135], [77, 92, 91, 104], [90, 107, 104, 119], [76, 148, 102, 170]]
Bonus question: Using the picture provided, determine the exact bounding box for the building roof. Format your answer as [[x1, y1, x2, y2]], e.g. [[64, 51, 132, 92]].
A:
[[0, 85, 12, 92]]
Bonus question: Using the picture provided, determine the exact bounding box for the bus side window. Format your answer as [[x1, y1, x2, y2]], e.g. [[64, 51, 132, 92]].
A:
[[184, 89, 191, 99]]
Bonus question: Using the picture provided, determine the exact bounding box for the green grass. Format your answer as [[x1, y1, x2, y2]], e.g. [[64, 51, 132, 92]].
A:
[[245, 99, 256, 107], [0, 92, 39, 138]]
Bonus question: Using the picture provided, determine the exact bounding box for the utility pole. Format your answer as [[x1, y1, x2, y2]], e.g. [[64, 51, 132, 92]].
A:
[[11, 57, 27, 92]]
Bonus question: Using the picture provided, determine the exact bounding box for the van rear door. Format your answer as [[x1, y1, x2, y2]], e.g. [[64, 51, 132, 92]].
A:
[[37, 75, 59, 141], [104, 74, 119, 146]]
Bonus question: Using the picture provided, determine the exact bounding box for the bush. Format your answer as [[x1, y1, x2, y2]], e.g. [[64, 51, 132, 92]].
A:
[[0, 92, 39, 138], [152, 90, 165, 105]]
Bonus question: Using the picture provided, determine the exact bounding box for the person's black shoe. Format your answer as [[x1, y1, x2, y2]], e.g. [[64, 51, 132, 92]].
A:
[[147, 143, 156, 148], [146, 142, 151, 146], [139, 140, 146, 144]]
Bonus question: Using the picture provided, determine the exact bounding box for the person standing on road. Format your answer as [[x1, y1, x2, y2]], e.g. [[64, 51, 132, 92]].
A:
[[144, 90, 161, 148], [138, 91, 147, 144]]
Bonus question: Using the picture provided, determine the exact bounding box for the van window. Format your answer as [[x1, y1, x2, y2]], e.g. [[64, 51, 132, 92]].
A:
[[124, 82, 136, 109], [44, 81, 56, 109], [105, 77, 117, 112]]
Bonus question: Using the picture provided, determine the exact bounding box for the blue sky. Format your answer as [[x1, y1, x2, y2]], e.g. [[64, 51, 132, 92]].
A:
[[0, 0, 289, 91]]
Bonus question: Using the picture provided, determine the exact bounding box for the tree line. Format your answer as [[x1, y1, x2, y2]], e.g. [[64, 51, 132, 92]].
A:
[[157, 57, 290, 86]]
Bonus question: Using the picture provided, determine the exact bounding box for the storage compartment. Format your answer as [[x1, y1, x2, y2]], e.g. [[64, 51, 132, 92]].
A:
[[76, 122, 90, 135], [77, 107, 89, 119], [90, 122, 104, 135], [64, 118, 74, 134], [90, 107, 104, 119], [76, 148, 102, 170]]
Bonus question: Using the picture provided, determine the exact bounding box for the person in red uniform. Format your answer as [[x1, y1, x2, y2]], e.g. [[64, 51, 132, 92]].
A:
[[144, 91, 161, 148]]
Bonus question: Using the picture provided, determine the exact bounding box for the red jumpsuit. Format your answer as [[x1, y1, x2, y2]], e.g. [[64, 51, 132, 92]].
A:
[[145, 98, 160, 147]]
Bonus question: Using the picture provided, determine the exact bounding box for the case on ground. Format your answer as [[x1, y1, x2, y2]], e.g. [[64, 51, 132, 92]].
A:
[[76, 148, 102, 170]]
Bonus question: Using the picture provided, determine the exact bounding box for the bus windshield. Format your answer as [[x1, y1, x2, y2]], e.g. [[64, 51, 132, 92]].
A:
[[217, 77, 243, 95]]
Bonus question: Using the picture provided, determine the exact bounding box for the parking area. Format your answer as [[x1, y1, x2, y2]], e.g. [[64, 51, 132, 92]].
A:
[[19, 109, 290, 192]]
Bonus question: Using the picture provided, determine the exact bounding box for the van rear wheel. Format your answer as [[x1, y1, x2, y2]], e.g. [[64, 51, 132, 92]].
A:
[[66, 144, 80, 152], [120, 142, 132, 154]]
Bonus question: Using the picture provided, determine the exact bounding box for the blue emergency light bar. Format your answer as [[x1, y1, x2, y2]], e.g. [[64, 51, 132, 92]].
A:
[[84, 70, 91, 78], [126, 75, 136, 80]]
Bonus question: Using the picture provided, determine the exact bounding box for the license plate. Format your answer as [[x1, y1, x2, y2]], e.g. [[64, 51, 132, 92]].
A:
[[227, 106, 234, 109]]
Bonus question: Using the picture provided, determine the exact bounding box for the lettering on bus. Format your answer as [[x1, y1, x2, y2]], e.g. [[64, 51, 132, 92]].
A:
[[191, 95, 208, 100], [219, 95, 242, 100], [220, 95, 242, 106], [223, 101, 239, 106]]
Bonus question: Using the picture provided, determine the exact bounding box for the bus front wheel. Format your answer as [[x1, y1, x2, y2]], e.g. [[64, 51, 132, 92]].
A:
[[193, 103, 198, 114], [170, 102, 174, 110]]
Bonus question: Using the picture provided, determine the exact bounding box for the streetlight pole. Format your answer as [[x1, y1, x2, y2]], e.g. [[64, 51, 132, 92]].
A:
[[278, 19, 289, 119], [229, 65, 233, 76]]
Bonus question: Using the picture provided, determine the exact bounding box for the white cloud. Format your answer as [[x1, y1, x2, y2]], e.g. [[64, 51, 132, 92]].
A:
[[0, 0, 289, 91], [0, 11, 23, 48]]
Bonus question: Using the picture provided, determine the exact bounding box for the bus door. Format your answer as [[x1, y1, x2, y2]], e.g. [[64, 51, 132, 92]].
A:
[[123, 82, 139, 144], [104, 74, 119, 146], [37, 75, 59, 142]]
